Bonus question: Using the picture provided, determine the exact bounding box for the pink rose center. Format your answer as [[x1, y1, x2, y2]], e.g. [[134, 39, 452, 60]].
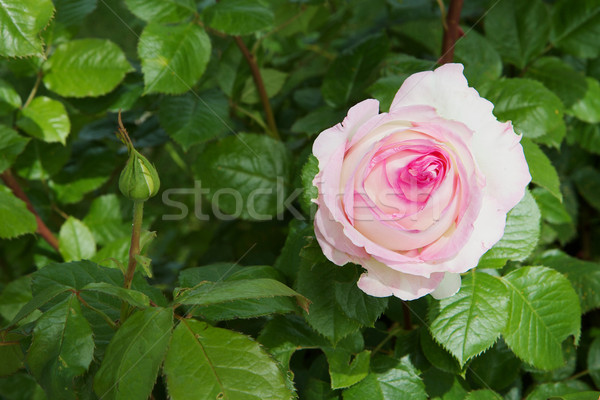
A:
[[396, 152, 447, 205]]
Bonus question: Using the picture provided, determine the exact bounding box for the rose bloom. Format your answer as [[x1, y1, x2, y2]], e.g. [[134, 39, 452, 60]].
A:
[[312, 63, 531, 300]]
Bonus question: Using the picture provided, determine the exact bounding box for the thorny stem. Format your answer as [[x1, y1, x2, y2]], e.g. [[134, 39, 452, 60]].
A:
[[117, 111, 134, 151], [439, 0, 464, 65], [1, 170, 59, 252], [233, 36, 281, 141], [120, 200, 144, 322], [117, 112, 146, 323]]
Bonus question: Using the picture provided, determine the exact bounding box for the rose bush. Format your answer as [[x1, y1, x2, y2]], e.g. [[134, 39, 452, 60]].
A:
[[312, 63, 531, 300]]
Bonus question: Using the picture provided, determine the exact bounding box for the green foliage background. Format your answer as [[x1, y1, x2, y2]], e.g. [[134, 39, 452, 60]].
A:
[[1, 0, 600, 399]]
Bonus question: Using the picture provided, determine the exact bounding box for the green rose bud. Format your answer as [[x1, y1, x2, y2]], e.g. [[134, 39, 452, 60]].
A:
[[116, 111, 160, 201], [118, 149, 160, 201]]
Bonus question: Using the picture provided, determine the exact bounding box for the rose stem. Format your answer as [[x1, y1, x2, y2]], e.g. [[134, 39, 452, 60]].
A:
[[439, 0, 464, 65], [233, 36, 281, 141], [1, 170, 59, 252], [120, 200, 144, 322]]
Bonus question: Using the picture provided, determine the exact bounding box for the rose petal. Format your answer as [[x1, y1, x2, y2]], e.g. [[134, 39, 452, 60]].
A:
[[430, 273, 461, 299], [390, 63, 496, 133], [314, 205, 368, 266], [357, 258, 444, 300]]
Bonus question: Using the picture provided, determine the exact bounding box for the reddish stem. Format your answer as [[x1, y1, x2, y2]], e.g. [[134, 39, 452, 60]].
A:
[[233, 36, 280, 140], [439, 0, 464, 65], [1, 170, 59, 251]]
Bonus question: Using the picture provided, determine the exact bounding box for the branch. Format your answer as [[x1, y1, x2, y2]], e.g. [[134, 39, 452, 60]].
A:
[[1, 169, 59, 251], [233, 36, 280, 141], [438, 0, 464, 65], [23, 70, 43, 109]]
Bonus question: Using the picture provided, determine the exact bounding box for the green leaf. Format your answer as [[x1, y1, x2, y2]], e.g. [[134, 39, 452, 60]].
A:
[[484, 0, 549, 69], [193, 133, 291, 220], [14, 140, 70, 180], [49, 147, 115, 204], [43, 39, 132, 98], [478, 190, 541, 268], [31, 260, 166, 306], [0, 332, 24, 377], [521, 139, 562, 200], [573, 166, 600, 212], [569, 77, 600, 123], [343, 356, 427, 400], [322, 34, 389, 108], [274, 219, 313, 283], [178, 265, 302, 321], [551, 0, 600, 58], [429, 271, 510, 366], [258, 315, 329, 369], [300, 154, 318, 217], [94, 307, 173, 400], [58, 217, 96, 262], [0, 125, 29, 174], [568, 120, 600, 155], [164, 319, 295, 400], [419, 328, 462, 374], [27, 294, 94, 400], [558, 392, 600, 400], [124, 0, 195, 23], [82, 194, 129, 246], [178, 263, 244, 286], [502, 266, 581, 370], [588, 336, 600, 388], [17, 96, 70, 144], [524, 57, 588, 108], [305, 378, 338, 400], [0, 79, 22, 115], [81, 282, 150, 309], [158, 89, 230, 151], [525, 339, 577, 382], [290, 107, 346, 136], [0, 185, 37, 239], [203, 0, 274, 36], [7, 284, 71, 327], [323, 332, 370, 389], [296, 243, 388, 344], [465, 390, 503, 400], [454, 29, 502, 88], [421, 367, 469, 400], [53, 0, 97, 27], [241, 68, 288, 104], [532, 188, 572, 225], [537, 250, 600, 313], [175, 278, 309, 313], [466, 339, 521, 391], [0, 372, 45, 400], [480, 78, 565, 148], [525, 381, 593, 400], [0, 276, 33, 323], [368, 55, 433, 110], [327, 350, 370, 389], [138, 22, 211, 95], [0, 0, 54, 57]]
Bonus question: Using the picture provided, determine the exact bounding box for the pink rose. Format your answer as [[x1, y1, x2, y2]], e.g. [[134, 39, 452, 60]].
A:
[[312, 64, 531, 300]]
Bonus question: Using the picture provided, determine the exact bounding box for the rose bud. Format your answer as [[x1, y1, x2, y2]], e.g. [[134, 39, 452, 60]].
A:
[[312, 63, 531, 301], [119, 148, 160, 201]]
